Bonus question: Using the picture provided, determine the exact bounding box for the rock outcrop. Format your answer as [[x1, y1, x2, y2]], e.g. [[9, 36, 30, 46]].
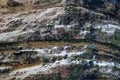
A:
[[0, 0, 120, 79]]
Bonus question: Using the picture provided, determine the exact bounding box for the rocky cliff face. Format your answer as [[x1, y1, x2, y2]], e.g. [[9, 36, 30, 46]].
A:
[[0, 0, 120, 46], [0, 0, 120, 80]]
